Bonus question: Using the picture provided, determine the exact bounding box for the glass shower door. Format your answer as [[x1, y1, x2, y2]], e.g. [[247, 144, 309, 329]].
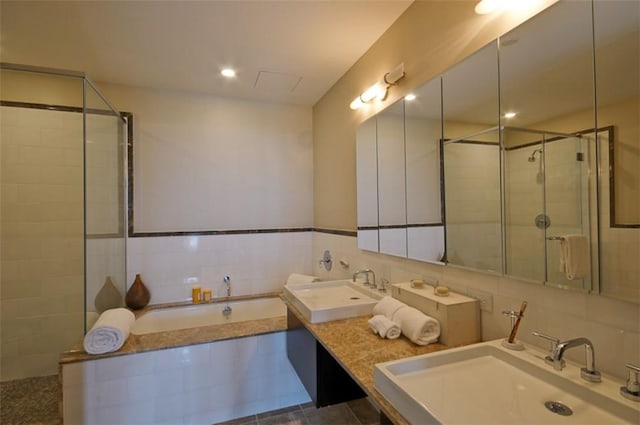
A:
[[84, 81, 127, 332], [544, 135, 595, 290]]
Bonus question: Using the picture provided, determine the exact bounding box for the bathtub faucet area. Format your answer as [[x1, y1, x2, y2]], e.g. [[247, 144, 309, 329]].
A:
[[223, 275, 232, 315]]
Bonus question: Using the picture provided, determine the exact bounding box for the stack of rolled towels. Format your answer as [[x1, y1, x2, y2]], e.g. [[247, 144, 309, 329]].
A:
[[368, 296, 440, 345], [83, 307, 135, 355]]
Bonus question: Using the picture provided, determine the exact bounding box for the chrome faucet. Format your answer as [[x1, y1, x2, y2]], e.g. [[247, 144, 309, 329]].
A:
[[223, 275, 232, 316], [224, 275, 231, 297], [353, 269, 376, 288], [533, 332, 601, 383]]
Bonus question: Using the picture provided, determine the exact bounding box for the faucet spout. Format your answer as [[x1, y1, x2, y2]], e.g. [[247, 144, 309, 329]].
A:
[[551, 337, 601, 383]]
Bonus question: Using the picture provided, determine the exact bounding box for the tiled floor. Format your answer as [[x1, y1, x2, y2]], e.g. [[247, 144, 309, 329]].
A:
[[215, 398, 380, 425], [0, 375, 61, 425], [1, 375, 379, 425]]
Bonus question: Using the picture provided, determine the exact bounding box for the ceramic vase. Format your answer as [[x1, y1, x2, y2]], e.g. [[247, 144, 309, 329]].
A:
[[125, 274, 151, 310], [94, 276, 123, 313]]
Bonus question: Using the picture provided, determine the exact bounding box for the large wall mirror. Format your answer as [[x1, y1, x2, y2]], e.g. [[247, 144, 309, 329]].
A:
[[442, 42, 501, 273], [355, 0, 639, 303]]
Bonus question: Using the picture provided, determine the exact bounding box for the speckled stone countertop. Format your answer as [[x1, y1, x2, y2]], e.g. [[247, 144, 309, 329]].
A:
[[282, 297, 452, 425], [60, 292, 285, 364]]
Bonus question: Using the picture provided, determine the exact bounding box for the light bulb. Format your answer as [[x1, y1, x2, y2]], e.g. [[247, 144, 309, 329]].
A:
[[475, 0, 507, 15], [360, 83, 386, 103], [350, 97, 364, 110], [221, 68, 236, 78]]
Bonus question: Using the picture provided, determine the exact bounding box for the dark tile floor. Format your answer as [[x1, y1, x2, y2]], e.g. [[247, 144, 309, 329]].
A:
[[216, 398, 380, 425], [2, 375, 379, 425]]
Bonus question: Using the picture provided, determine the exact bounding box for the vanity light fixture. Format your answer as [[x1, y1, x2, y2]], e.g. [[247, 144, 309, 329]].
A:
[[475, 0, 541, 15], [475, 0, 508, 15], [504, 111, 517, 119], [221, 68, 236, 78], [350, 63, 406, 110], [404, 93, 417, 101]]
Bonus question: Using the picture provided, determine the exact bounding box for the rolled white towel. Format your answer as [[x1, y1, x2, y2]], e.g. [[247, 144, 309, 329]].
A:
[[372, 296, 406, 319], [83, 308, 135, 355], [368, 314, 401, 339], [392, 306, 440, 346]]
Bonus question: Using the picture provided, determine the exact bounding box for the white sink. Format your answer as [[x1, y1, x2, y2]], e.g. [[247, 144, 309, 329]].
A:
[[374, 339, 640, 424], [283, 279, 382, 323]]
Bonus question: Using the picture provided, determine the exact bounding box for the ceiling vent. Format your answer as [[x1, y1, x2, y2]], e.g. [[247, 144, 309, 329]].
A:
[[253, 70, 302, 93]]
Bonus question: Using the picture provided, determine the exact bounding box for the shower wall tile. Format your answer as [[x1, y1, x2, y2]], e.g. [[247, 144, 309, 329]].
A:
[[1, 106, 85, 380]]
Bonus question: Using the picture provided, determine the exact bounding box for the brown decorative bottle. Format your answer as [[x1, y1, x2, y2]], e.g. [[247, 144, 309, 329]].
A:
[[125, 274, 151, 310]]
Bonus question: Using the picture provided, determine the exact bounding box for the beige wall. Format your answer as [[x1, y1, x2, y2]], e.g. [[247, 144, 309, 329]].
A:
[[313, 0, 556, 230], [0, 69, 83, 106], [99, 83, 313, 233]]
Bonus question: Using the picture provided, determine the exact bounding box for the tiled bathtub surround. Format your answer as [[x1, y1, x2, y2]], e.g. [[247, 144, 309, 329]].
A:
[[126, 231, 312, 304], [312, 232, 640, 380], [61, 331, 310, 425]]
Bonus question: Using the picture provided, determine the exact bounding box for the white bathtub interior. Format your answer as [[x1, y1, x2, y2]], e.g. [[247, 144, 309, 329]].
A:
[[131, 297, 286, 335]]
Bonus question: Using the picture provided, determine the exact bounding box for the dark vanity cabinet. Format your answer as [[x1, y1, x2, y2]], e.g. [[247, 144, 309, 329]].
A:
[[286, 309, 366, 407]]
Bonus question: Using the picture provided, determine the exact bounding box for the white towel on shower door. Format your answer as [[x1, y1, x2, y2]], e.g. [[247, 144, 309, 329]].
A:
[[560, 234, 589, 280], [83, 308, 135, 355]]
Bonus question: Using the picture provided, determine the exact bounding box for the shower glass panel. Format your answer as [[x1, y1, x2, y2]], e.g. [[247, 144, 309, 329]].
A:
[[503, 129, 547, 281], [443, 128, 502, 272], [544, 134, 593, 290], [84, 80, 127, 331], [0, 65, 126, 381]]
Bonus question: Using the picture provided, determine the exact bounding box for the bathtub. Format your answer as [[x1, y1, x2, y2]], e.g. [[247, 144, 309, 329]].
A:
[[131, 296, 286, 335]]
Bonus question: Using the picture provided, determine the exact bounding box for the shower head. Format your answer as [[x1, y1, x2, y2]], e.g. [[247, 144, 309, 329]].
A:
[[528, 148, 543, 162]]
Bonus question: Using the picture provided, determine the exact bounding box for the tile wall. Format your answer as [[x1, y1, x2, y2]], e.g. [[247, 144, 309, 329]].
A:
[[126, 232, 313, 304], [62, 331, 310, 425], [1, 106, 85, 380]]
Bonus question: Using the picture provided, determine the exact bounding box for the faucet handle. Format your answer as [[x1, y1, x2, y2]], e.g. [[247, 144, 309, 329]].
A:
[[532, 331, 560, 347], [621, 363, 640, 402], [378, 278, 389, 292], [532, 331, 565, 370]]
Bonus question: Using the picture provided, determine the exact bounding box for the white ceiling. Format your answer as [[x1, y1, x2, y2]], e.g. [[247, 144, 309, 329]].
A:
[[0, 0, 413, 106]]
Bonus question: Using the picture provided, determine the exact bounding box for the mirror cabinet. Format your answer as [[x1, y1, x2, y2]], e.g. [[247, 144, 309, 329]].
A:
[[356, 0, 639, 302]]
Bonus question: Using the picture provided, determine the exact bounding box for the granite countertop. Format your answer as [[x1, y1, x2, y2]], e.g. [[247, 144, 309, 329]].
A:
[[282, 297, 451, 425], [60, 292, 285, 364]]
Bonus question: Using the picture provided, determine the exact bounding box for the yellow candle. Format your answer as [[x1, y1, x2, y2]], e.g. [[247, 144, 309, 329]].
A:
[[203, 288, 212, 301], [192, 285, 201, 303]]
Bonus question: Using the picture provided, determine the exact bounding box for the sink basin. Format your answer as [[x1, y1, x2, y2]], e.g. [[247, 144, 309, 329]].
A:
[[283, 279, 382, 323], [374, 339, 640, 424]]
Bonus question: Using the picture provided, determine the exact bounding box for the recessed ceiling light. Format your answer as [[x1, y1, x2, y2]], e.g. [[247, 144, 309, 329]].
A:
[[404, 93, 417, 101], [504, 111, 517, 119], [221, 68, 236, 78]]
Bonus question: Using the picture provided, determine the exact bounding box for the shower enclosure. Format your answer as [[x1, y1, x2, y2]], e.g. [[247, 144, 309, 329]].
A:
[[503, 127, 598, 290], [0, 64, 127, 381], [442, 125, 599, 291]]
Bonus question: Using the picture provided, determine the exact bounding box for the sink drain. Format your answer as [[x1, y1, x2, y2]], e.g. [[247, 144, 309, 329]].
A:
[[544, 401, 573, 416], [350, 296, 360, 300]]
